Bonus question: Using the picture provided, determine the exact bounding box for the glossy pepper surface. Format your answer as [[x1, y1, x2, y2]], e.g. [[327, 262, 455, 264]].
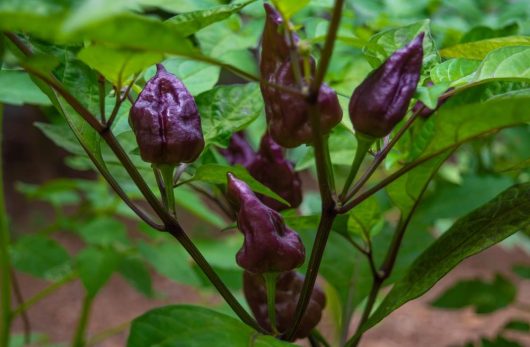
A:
[[248, 133, 302, 211], [226, 173, 305, 274], [130, 64, 204, 165], [260, 4, 342, 148], [243, 271, 326, 339], [349, 33, 424, 138]]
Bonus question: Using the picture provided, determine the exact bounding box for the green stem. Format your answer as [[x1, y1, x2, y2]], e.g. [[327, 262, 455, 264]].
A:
[[263, 273, 279, 335], [159, 165, 176, 216], [339, 133, 375, 200], [0, 104, 12, 347], [71, 294, 94, 347]]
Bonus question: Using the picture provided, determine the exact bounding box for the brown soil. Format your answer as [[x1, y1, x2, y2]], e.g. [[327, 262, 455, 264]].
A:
[[5, 106, 530, 347]]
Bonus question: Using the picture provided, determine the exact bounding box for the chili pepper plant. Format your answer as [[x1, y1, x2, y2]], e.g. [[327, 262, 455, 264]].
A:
[[1, 0, 530, 346]]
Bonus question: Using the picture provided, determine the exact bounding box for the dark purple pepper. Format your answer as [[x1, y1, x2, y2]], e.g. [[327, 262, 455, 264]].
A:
[[260, 4, 342, 148], [130, 64, 204, 165], [248, 133, 302, 211], [243, 271, 326, 339], [219, 131, 255, 167], [349, 34, 424, 138], [226, 173, 305, 274], [413, 83, 453, 118]]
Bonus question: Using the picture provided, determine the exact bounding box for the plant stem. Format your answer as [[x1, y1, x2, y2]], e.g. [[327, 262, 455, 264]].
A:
[[340, 133, 375, 200], [71, 293, 94, 347], [12, 273, 77, 318], [159, 165, 176, 216], [0, 104, 12, 347], [285, 0, 344, 340], [263, 273, 279, 335], [86, 320, 130, 346], [10, 269, 31, 344]]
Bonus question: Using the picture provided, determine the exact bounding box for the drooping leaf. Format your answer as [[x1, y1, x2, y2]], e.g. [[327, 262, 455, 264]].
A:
[[440, 36, 530, 60], [430, 274, 516, 314], [77, 247, 121, 297], [10, 235, 71, 281], [119, 256, 154, 297], [0, 70, 52, 105], [365, 183, 530, 330], [127, 305, 295, 346]]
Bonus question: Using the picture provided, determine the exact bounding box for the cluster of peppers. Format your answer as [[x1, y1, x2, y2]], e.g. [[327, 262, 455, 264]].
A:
[[129, 3, 440, 341]]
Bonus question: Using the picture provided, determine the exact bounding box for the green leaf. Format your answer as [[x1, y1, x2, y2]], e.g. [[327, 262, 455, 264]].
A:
[[365, 183, 530, 330], [0, 70, 52, 105], [77, 217, 129, 247], [78, 46, 162, 85], [503, 319, 530, 332], [77, 247, 121, 298], [165, 1, 256, 37], [513, 264, 530, 279], [481, 336, 522, 347], [460, 23, 520, 43], [144, 58, 220, 96], [127, 305, 294, 346], [119, 256, 154, 297], [34, 122, 86, 156], [347, 196, 383, 239], [415, 82, 450, 109], [10, 235, 71, 281], [138, 241, 201, 286], [430, 58, 481, 86], [430, 274, 516, 314], [363, 20, 440, 73], [472, 46, 530, 83], [197, 83, 263, 147], [16, 180, 81, 207], [186, 164, 288, 206], [138, 0, 223, 13], [272, 0, 309, 19], [440, 36, 530, 60]]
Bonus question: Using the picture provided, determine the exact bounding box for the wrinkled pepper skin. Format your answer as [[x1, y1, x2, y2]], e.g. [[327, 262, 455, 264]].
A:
[[243, 271, 326, 339], [226, 173, 305, 274], [248, 133, 302, 211], [130, 64, 204, 165], [260, 4, 342, 148], [349, 33, 424, 138], [219, 131, 255, 167]]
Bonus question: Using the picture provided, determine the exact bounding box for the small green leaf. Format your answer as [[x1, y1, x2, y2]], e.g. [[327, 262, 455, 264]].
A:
[[77, 217, 128, 247], [430, 58, 481, 86], [77, 247, 121, 297], [430, 274, 516, 314], [127, 305, 295, 346], [0, 70, 52, 106], [440, 36, 530, 60], [119, 256, 154, 297], [197, 83, 263, 147], [347, 196, 383, 239], [10, 235, 71, 281], [415, 82, 450, 109], [365, 183, 530, 330], [165, 0, 256, 37], [513, 264, 530, 279], [272, 0, 309, 19], [186, 164, 288, 206], [138, 241, 201, 286]]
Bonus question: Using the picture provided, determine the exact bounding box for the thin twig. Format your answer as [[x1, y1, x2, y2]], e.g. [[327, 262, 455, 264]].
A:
[[9, 269, 31, 344], [106, 75, 137, 129], [98, 74, 106, 123]]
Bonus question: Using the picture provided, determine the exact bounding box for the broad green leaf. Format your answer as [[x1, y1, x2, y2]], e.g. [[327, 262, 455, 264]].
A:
[[78, 46, 162, 85], [61, 0, 141, 32], [119, 256, 154, 297], [440, 36, 530, 60], [196, 83, 263, 147], [165, 1, 256, 37], [430, 274, 516, 314], [410, 96, 530, 162], [196, 16, 259, 57], [272, 0, 309, 19], [347, 196, 383, 239], [460, 23, 520, 43], [365, 183, 530, 330], [138, 241, 201, 286], [10, 235, 71, 281], [430, 58, 481, 86], [138, 0, 223, 13], [0, 70, 52, 105], [363, 20, 440, 73], [185, 164, 288, 206], [144, 58, 220, 96], [473, 46, 530, 83], [77, 217, 129, 247], [34, 122, 86, 156], [127, 305, 295, 346], [77, 247, 121, 297]]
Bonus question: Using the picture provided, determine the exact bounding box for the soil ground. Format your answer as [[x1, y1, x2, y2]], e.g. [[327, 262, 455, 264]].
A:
[[5, 107, 530, 347]]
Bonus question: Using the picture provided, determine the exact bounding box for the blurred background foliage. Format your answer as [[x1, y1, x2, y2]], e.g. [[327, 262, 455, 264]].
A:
[[1, 0, 530, 346]]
